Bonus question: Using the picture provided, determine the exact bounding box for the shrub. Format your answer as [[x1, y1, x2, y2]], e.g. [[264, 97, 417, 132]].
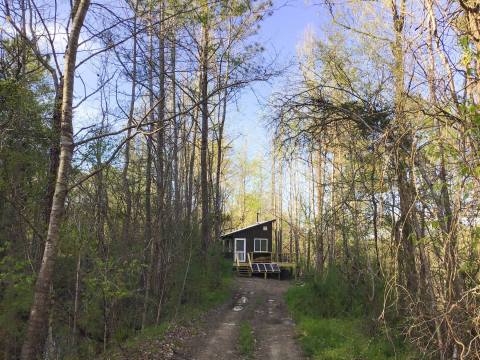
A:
[[285, 266, 416, 359]]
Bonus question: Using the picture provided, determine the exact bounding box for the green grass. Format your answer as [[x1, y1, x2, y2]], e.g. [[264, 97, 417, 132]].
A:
[[294, 317, 412, 360], [285, 269, 417, 360], [238, 321, 255, 358]]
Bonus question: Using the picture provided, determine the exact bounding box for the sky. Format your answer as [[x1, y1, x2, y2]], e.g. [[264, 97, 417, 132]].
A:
[[68, 0, 325, 150], [226, 1, 325, 162], [61, 0, 327, 170]]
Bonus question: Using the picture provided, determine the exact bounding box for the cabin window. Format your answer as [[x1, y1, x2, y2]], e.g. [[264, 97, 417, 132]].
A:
[[254, 238, 268, 252]]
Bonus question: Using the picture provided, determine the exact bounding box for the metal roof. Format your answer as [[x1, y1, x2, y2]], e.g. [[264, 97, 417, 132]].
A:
[[220, 219, 276, 238]]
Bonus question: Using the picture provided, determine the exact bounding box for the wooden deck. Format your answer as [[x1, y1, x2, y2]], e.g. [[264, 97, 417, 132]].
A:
[[233, 252, 297, 278], [233, 261, 296, 270]]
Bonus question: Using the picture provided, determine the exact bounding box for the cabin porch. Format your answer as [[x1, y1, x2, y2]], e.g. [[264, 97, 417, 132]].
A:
[[233, 252, 296, 279]]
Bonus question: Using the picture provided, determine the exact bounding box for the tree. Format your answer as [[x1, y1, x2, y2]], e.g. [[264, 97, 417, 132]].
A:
[[20, 1, 91, 358]]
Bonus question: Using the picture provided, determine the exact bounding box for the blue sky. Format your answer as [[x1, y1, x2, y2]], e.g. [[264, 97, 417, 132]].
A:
[[226, 1, 325, 161], [70, 0, 326, 167]]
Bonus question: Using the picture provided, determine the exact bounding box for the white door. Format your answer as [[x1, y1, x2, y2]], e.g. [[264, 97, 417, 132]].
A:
[[235, 238, 246, 262]]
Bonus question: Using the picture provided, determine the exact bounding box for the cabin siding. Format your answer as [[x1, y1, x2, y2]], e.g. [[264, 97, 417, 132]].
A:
[[221, 220, 274, 259]]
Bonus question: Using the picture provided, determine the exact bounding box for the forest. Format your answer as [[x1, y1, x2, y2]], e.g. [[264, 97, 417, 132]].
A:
[[0, 0, 479, 359]]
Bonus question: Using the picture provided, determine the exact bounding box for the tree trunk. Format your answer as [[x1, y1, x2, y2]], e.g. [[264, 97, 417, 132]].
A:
[[171, 30, 180, 222], [391, 0, 419, 296], [214, 78, 228, 240], [329, 136, 339, 267], [121, 0, 138, 245], [142, 12, 155, 329], [459, 0, 480, 103], [44, 82, 62, 231], [214, 23, 231, 240], [371, 147, 381, 272], [21, 1, 91, 358], [200, 12, 210, 252], [155, 0, 166, 324], [72, 251, 81, 347], [278, 158, 283, 257], [186, 113, 197, 225]]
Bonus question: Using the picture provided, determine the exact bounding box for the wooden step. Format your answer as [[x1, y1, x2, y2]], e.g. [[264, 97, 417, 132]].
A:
[[237, 272, 251, 277], [236, 265, 252, 277]]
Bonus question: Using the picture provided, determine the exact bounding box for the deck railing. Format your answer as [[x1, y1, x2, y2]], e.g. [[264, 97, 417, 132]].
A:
[[244, 252, 294, 264], [272, 252, 294, 263]]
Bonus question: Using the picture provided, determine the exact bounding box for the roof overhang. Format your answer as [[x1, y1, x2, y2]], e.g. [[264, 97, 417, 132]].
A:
[[220, 219, 276, 239]]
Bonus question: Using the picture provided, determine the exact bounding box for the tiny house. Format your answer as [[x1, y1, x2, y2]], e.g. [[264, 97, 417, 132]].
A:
[[221, 219, 295, 278], [221, 220, 274, 262]]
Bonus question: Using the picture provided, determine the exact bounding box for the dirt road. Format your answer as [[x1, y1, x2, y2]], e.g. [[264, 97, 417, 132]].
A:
[[175, 277, 305, 360]]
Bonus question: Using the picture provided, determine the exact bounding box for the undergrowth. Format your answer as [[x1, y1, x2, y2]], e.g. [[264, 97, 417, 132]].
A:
[[285, 267, 417, 360], [102, 249, 233, 359], [238, 321, 255, 359]]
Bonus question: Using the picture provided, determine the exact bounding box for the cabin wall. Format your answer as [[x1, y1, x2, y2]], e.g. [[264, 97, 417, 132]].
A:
[[223, 221, 273, 258]]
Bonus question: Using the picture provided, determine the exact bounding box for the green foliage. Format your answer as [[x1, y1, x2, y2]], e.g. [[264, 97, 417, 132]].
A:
[[0, 47, 52, 355], [238, 321, 255, 358], [173, 244, 233, 318], [101, 243, 234, 359], [0, 242, 33, 345], [285, 268, 416, 359], [0, 38, 51, 87], [285, 267, 383, 318], [121, 323, 170, 350], [295, 317, 413, 360], [0, 79, 50, 183], [459, 36, 474, 67]]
